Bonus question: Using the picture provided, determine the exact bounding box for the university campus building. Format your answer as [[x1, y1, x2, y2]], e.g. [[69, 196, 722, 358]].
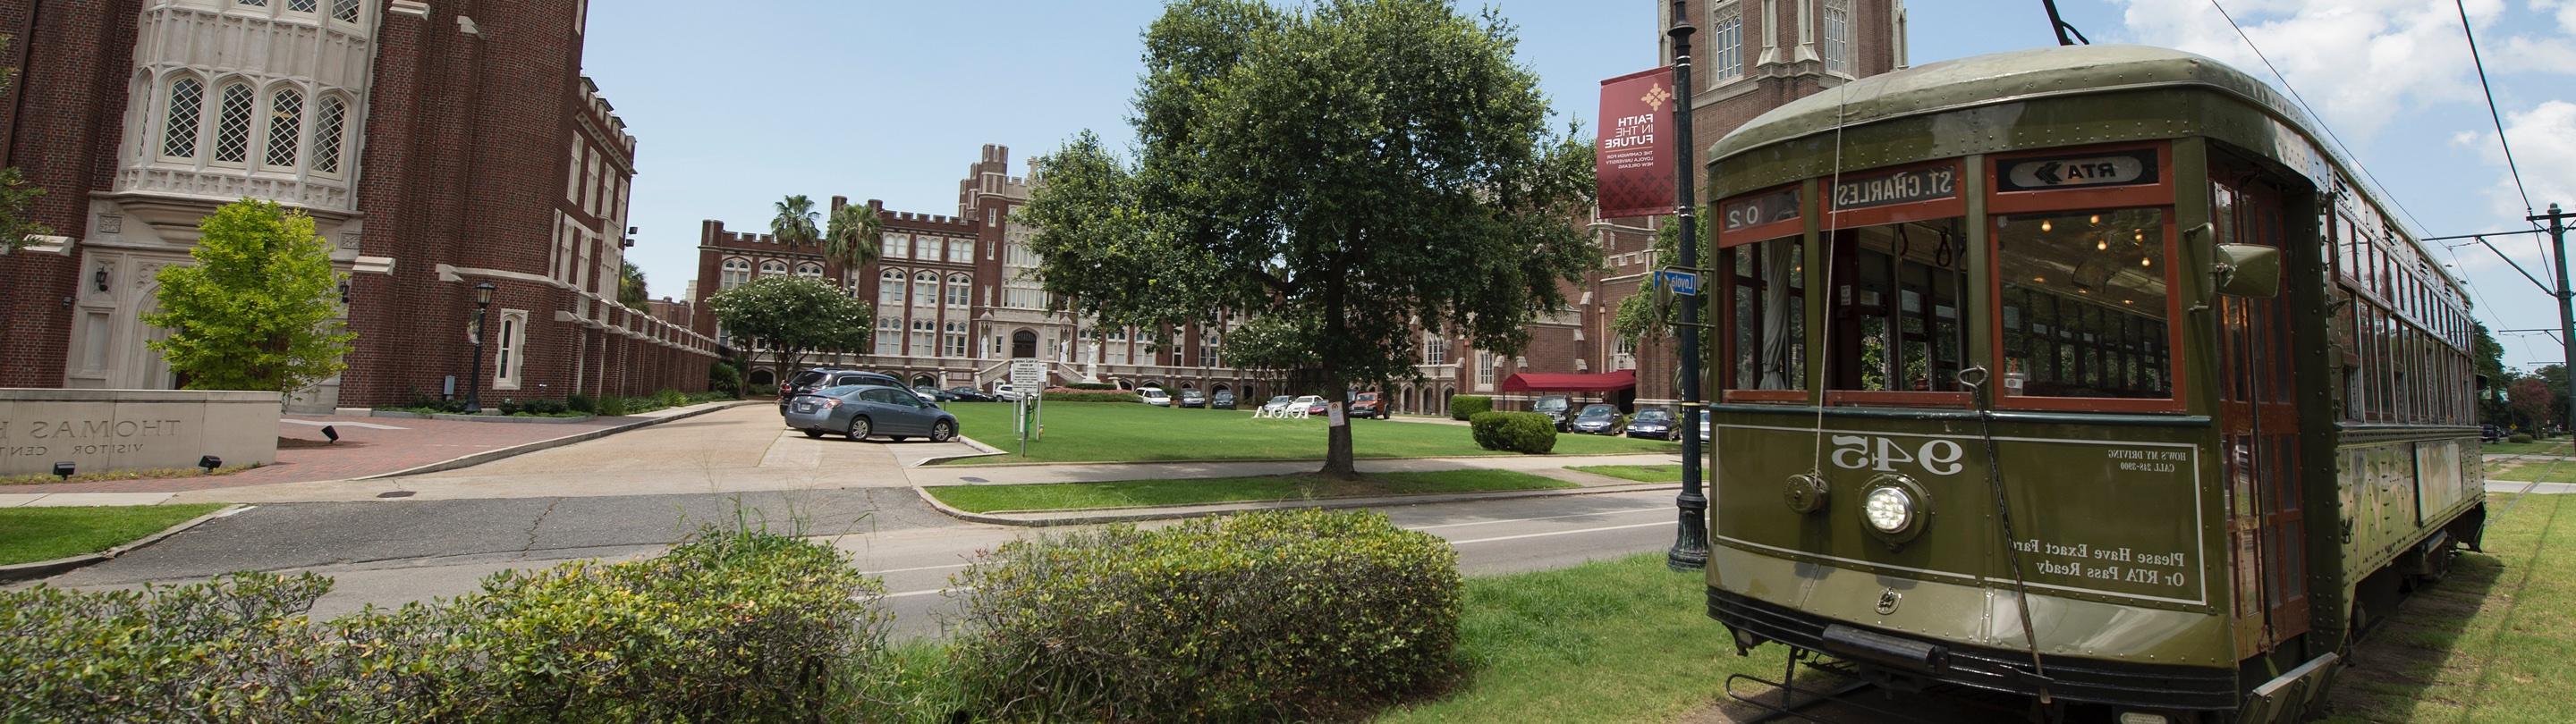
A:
[[0, 0, 716, 412], [690, 0, 1909, 416]]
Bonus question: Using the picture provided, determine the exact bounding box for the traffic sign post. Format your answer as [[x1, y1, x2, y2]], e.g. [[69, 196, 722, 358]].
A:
[[1010, 359, 1046, 456], [1654, 268, 1700, 297]]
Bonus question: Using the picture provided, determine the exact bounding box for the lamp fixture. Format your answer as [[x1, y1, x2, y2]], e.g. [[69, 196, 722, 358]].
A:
[[93, 267, 109, 292], [472, 281, 496, 306]]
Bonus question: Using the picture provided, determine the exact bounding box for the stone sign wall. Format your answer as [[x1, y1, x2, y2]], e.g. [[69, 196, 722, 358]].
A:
[[0, 389, 280, 477]]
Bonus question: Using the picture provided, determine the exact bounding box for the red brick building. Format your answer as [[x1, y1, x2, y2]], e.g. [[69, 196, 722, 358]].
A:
[[0, 0, 715, 412]]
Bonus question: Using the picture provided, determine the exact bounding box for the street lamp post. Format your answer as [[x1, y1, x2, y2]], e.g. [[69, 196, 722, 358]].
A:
[[1665, 0, 1709, 572], [465, 282, 496, 414]]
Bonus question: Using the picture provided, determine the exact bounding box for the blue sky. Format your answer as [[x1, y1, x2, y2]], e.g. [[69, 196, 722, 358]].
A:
[[589, 1, 2576, 370]]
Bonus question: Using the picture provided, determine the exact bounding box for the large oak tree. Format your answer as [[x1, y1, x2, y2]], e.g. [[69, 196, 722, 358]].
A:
[[1021, 0, 1598, 476]]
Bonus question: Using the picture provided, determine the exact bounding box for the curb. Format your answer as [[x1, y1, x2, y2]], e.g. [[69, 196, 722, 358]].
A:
[[915, 481, 1681, 527], [911, 434, 1009, 467], [0, 504, 252, 583], [924, 450, 1683, 469], [351, 400, 757, 481]]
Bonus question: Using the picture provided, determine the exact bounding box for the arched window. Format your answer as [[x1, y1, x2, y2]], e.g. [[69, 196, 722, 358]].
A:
[[795, 262, 823, 279], [161, 76, 203, 159], [719, 258, 750, 290], [912, 271, 936, 307], [879, 268, 906, 307], [945, 274, 970, 307], [330, 0, 360, 21], [943, 321, 968, 358], [309, 94, 348, 175], [759, 260, 787, 276], [211, 82, 256, 164], [263, 87, 303, 168], [911, 317, 936, 355], [875, 316, 902, 355]]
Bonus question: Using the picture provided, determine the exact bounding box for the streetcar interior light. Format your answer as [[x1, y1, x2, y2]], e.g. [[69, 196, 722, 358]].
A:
[[2141, 257, 2153, 267], [2089, 214, 2100, 225], [2040, 220, 2053, 232], [2097, 238, 2108, 251], [1863, 487, 1914, 533]]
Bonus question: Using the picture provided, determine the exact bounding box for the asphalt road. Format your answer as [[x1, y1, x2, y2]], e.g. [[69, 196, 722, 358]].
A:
[[50, 486, 1682, 637]]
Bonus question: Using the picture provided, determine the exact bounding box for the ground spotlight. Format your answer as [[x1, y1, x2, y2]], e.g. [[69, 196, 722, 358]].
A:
[[199, 455, 223, 474], [52, 461, 74, 480], [321, 425, 341, 442]]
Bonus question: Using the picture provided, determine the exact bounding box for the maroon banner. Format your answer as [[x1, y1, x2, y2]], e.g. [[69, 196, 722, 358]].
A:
[[1597, 66, 1677, 218]]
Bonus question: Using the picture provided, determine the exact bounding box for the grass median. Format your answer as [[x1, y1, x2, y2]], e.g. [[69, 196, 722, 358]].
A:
[[926, 469, 1576, 513], [2483, 457, 2576, 484], [941, 401, 1677, 464], [0, 504, 227, 566], [1566, 464, 1682, 483]]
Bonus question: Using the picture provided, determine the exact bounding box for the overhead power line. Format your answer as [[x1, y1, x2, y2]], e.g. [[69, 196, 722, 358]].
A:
[[2205, 0, 2435, 240], [2454, 0, 2540, 222]]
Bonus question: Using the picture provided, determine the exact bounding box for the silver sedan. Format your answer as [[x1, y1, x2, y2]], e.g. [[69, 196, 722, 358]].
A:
[[783, 384, 960, 442]]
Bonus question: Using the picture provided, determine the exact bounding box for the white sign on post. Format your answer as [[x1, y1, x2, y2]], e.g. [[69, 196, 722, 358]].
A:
[[1010, 359, 1046, 391]]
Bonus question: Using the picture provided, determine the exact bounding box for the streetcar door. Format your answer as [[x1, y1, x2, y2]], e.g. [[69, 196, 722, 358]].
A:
[[2214, 177, 2309, 644]]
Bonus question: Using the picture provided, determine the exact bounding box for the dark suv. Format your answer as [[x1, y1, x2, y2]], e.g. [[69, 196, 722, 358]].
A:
[[778, 368, 902, 415], [1532, 394, 1572, 431]]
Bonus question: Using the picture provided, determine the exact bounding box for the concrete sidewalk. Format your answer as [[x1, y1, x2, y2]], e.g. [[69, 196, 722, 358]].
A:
[[912, 451, 1682, 487], [920, 480, 1682, 526]]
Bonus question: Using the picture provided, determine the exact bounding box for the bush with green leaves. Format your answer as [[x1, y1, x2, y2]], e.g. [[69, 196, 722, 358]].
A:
[[2510, 433, 2534, 443], [597, 395, 631, 417], [1066, 381, 1118, 391], [952, 509, 1462, 721], [1449, 394, 1493, 420], [0, 526, 888, 722], [1469, 411, 1556, 454], [1040, 389, 1144, 403], [565, 392, 596, 413], [709, 361, 742, 397], [495, 398, 571, 417]]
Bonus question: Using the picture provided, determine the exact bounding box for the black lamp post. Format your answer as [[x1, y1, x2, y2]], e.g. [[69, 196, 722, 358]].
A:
[[1666, 0, 1710, 572], [465, 281, 496, 414]]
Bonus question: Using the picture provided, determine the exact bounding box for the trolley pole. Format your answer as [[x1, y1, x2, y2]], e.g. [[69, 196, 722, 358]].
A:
[[1665, 0, 1710, 573], [2539, 203, 2576, 437]]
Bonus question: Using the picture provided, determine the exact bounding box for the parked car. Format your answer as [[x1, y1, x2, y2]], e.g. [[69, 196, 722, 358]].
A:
[[910, 389, 944, 408], [778, 368, 901, 415], [1295, 394, 1329, 416], [1212, 390, 1237, 409], [782, 384, 960, 442], [1624, 407, 1678, 441], [915, 386, 957, 403], [1178, 389, 1207, 408], [1532, 394, 1572, 431], [1348, 391, 1389, 419], [1699, 408, 1711, 442], [2481, 425, 2504, 442], [945, 387, 996, 403], [1140, 388, 1174, 407], [992, 383, 1027, 402], [1260, 395, 1296, 415], [1568, 403, 1623, 435]]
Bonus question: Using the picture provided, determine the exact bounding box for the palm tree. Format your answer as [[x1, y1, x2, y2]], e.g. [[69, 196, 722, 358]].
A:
[[618, 261, 648, 308], [823, 201, 883, 272], [770, 195, 820, 248]]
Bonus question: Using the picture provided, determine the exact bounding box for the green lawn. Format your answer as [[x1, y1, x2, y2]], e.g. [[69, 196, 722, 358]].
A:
[[1372, 552, 1781, 723], [926, 469, 1575, 513], [0, 504, 227, 565], [2481, 440, 2573, 456], [943, 401, 1677, 464], [2485, 458, 2576, 484], [1566, 464, 1682, 483], [2322, 493, 2576, 723]]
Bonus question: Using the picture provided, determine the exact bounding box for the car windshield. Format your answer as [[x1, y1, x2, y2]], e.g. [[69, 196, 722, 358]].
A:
[[1356, 392, 1377, 400], [1534, 397, 1568, 412], [1633, 409, 1672, 422], [1579, 405, 1617, 418], [1269, 396, 1292, 404], [1143, 390, 1166, 397]]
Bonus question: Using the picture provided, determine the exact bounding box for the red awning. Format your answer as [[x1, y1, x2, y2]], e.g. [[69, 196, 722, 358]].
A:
[[1500, 369, 1637, 393]]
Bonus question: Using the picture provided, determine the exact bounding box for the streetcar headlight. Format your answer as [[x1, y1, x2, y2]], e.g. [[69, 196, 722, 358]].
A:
[[1862, 486, 1914, 533]]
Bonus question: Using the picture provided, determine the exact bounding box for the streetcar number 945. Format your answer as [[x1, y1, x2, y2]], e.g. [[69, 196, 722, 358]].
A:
[[1829, 435, 1966, 476]]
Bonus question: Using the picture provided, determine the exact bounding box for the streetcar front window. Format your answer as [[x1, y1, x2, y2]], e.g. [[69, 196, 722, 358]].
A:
[[1728, 237, 1806, 392], [1826, 218, 1969, 394], [1996, 208, 2174, 400]]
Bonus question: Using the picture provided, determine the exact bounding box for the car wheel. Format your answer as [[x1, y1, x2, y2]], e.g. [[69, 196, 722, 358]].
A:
[[801, 429, 824, 439], [931, 420, 956, 442], [846, 417, 871, 441]]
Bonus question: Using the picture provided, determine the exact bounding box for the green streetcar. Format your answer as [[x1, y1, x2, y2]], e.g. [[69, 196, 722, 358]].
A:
[[1698, 45, 2485, 723]]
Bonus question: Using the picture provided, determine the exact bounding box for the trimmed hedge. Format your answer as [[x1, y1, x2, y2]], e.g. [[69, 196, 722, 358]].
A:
[[1041, 389, 1144, 403], [1449, 394, 1493, 421], [0, 526, 889, 722], [2511, 433, 2535, 443], [1469, 411, 1558, 454], [952, 509, 1462, 721], [1066, 382, 1119, 391]]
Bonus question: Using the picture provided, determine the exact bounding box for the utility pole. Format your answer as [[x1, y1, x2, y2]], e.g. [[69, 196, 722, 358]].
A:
[[1665, 0, 1710, 572], [2539, 203, 2576, 435]]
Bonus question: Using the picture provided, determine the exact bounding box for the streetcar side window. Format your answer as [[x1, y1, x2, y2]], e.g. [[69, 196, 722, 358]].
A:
[[1727, 236, 1806, 392], [1996, 208, 2173, 400], [1824, 218, 1969, 394]]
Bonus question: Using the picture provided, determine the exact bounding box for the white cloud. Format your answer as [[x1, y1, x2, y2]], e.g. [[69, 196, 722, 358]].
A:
[[2116, 0, 2506, 137], [2459, 100, 2576, 219], [2538, 0, 2576, 35]]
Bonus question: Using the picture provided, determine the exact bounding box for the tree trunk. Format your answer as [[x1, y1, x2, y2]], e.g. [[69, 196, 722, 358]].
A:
[[1318, 276, 1358, 478]]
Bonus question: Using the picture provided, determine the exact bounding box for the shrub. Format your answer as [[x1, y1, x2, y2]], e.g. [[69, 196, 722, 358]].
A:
[[1040, 389, 1143, 403], [709, 361, 742, 397], [2511, 433, 2534, 443], [1449, 394, 1493, 420], [953, 509, 1461, 721], [655, 388, 689, 409], [1470, 411, 1556, 454], [0, 527, 889, 722], [497, 398, 570, 417], [565, 392, 596, 414], [1067, 381, 1118, 391], [597, 395, 631, 417]]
